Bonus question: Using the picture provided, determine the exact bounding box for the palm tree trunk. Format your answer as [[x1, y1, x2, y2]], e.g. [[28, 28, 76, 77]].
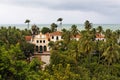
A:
[[28, 23, 29, 29]]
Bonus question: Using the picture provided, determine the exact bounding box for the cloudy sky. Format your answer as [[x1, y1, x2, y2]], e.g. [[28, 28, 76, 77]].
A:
[[0, 0, 120, 24]]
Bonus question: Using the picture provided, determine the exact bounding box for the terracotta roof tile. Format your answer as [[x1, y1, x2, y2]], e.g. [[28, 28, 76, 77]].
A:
[[96, 33, 105, 38], [50, 31, 62, 36], [71, 34, 81, 38], [25, 36, 32, 41]]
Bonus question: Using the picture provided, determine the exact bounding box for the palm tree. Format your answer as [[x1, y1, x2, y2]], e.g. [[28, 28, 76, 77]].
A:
[[78, 33, 94, 79], [84, 20, 92, 31], [25, 19, 30, 29], [97, 26, 103, 33], [62, 30, 71, 44], [102, 43, 120, 74], [105, 29, 112, 39], [91, 28, 96, 41], [50, 23, 58, 32], [116, 29, 120, 44], [31, 24, 39, 41], [78, 31, 95, 61], [57, 18, 63, 31], [71, 25, 79, 37], [31, 24, 39, 35]]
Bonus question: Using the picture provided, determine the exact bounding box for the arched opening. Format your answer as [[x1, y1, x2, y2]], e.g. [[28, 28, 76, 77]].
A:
[[36, 46, 38, 52], [40, 46, 43, 53], [56, 36, 59, 40], [44, 46, 47, 52]]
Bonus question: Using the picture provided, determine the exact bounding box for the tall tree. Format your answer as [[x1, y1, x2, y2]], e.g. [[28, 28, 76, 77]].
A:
[[57, 18, 63, 31], [41, 27, 51, 34], [71, 25, 79, 37], [105, 29, 112, 39], [31, 24, 39, 35], [50, 23, 58, 32], [25, 19, 30, 29], [91, 28, 96, 41], [62, 30, 71, 44], [115, 29, 120, 44], [102, 43, 120, 74], [97, 26, 103, 33], [84, 20, 92, 31]]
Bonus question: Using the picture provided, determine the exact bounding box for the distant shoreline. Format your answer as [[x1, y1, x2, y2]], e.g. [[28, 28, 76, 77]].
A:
[[0, 24, 120, 31]]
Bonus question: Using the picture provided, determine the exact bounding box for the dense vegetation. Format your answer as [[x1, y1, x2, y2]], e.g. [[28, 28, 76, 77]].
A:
[[0, 20, 120, 80]]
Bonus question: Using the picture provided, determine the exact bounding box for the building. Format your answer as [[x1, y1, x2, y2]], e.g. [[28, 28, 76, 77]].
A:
[[25, 31, 105, 53], [95, 33, 105, 41], [25, 31, 63, 53]]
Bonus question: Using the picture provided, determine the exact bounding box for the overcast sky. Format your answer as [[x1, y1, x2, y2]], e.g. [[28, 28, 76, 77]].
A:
[[0, 0, 120, 24]]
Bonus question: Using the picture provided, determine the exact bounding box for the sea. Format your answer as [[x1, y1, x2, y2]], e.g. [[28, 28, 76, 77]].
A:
[[0, 24, 120, 31]]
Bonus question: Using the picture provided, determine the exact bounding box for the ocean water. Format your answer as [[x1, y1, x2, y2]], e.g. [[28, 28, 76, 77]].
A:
[[0, 24, 120, 31]]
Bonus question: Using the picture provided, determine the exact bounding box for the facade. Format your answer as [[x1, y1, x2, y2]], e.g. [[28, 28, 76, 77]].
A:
[[25, 31, 63, 53]]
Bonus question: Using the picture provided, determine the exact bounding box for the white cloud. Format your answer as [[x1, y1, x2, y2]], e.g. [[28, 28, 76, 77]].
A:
[[0, 0, 120, 24]]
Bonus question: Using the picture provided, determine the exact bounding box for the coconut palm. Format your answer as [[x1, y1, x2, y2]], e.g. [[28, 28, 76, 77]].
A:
[[62, 30, 71, 44], [78, 33, 95, 79], [31, 24, 39, 35], [115, 29, 120, 44], [97, 26, 103, 33], [57, 18, 63, 30], [91, 28, 96, 41], [71, 24, 79, 37], [84, 20, 92, 31], [102, 43, 120, 74], [25, 19, 30, 29], [57, 18, 63, 25], [50, 23, 58, 32], [78, 31, 95, 62], [105, 29, 112, 39]]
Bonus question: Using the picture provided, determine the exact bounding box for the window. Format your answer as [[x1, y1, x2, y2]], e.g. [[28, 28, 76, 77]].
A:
[[52, 36, 54, 39], [36, 46, 38, 52], [48, 38, 50, 41], [44, 46, 47, 51], [40, 40, 42, 43], [56, 36, 59, 40], [43, 40, 45, 43], [36, 40, 39, 43]]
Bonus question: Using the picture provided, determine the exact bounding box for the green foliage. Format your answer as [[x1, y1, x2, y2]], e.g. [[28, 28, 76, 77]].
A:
[[25, 19, 30, 29], [29, 58, 42, 71], [48, 25, 120, 80], [71, 24, 79, 37], [57, 18, 63, 26], [31, 24, 39, 35], [50, 23, 58, 32], [20, 42, 35, 58], [84, 20, 92, 31], [0, 23, 120, 80], [41, 27, 51, 34]]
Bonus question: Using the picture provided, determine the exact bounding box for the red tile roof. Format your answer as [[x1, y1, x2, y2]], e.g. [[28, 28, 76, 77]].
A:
[[96, 33, 105, 38], [49, 31, 62, 36], [25, 36, 32, 41], [71, 34, 81, 38]]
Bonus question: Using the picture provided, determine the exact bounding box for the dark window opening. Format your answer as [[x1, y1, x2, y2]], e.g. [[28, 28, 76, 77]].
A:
[[43, 40, 45, 43], [36, 46, 38, 52], [36, 40, 39, 43], [39, 46, 43, 53], [44, 46, 47, 52], [48, 38, 50, 41], [56, 36, 59, 40], [52, 36, 54, 39], [40, 40, 42, 43]]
